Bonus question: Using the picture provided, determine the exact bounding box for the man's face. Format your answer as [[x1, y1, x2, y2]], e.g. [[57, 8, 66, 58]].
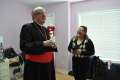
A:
[[35, 12, 46, 25]]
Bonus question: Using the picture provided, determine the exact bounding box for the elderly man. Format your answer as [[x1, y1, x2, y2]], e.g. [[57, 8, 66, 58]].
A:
[[20, 7, 57, 80]]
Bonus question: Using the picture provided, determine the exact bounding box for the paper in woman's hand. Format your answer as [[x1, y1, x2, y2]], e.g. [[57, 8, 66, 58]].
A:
[[73, 49, 81, 54]]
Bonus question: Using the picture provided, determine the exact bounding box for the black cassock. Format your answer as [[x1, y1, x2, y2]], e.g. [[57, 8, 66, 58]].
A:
[[20, 22, 57, 80]]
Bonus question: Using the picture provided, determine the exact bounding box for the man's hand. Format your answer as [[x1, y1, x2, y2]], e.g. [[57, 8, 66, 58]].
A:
[[43, 39, 57, 48], [43, 40, 53, 46]]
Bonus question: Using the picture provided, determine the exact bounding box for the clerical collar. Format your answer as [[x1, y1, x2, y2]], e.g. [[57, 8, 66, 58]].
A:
[[34, 21, 43, 27]]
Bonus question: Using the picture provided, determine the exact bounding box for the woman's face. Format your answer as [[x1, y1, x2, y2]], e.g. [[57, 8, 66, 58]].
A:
[[77, 27, 86, 38]]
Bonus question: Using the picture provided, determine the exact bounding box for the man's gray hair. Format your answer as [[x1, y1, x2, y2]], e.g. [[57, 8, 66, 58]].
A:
[[32, 6, 46, 15]]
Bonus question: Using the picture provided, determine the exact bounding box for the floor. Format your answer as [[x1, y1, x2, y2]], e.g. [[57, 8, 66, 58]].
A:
[[18, 72, 74, 80], [56, 72, 74, 80]]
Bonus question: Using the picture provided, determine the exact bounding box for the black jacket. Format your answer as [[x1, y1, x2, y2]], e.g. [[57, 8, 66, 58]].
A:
[[20, 22, 57, 55], [68, 37, 95, 56]]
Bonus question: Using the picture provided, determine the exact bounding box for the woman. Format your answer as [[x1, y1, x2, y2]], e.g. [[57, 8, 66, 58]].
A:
[[68, 26, 95, 80]]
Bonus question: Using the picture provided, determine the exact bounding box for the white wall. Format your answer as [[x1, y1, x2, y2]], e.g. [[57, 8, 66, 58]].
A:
[[44, 2, 70, 73], [71, 0, 120, 37], [0, 0, 32, 53], [0, 0, 71, 73]]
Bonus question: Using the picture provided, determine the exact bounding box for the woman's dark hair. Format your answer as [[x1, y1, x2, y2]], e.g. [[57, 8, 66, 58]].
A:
[[80, 26, 87, 33]]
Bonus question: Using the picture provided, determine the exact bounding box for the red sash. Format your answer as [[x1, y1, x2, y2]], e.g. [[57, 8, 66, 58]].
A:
[[25, 52, 53, 63]]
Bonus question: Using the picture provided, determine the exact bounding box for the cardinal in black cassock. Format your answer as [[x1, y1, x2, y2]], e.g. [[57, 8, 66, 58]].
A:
[[20, 7, 57, 80]]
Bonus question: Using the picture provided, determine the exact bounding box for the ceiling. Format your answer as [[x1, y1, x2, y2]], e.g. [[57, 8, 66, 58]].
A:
[[20, 0, 86, 6]]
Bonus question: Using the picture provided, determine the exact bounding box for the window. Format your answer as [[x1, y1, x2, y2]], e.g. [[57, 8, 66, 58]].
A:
[[78, 9, 120, 62]]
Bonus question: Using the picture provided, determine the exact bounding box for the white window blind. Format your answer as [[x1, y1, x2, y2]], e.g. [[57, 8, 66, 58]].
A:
[[78, 9, 120, 62]]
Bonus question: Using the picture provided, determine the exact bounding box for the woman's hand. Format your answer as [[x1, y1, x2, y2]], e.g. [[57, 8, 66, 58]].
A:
[[72, 49, 81, 54]]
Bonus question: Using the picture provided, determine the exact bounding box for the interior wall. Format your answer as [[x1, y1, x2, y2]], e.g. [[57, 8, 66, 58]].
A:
[[0, 0, 32, 53], [44, 2, 70, 73], [0, 0, 71, 73]]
